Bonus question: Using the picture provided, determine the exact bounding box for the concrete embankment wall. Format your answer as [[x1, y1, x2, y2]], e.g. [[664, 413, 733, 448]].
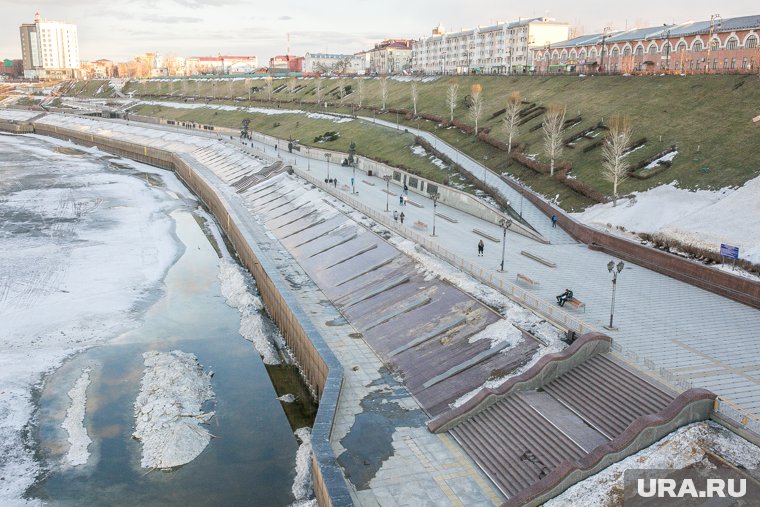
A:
[[31, 121, 352, 507]]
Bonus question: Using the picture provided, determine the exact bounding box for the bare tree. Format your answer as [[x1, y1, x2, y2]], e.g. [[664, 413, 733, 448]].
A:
[[468, 83, 484, 136], [264, 76, 273, 101], [315, 77, 323, 105], [245, 77, 252, 101], [356, 78, 365, 108], [338, 78, 347, 104], [195, 79, 200, 98], [410, 81, 419, 116], [447, 82, 459, 122], [379, 76, 388, 110], [542, 103, 566, 176], [227, 79, 233, 98], [287, 76, 297, 96], [602, 113, 632, 206], [503, 91, 521, 153]]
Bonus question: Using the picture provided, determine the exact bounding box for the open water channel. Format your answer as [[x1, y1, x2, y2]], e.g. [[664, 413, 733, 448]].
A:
[[1, 134, 316, 505]]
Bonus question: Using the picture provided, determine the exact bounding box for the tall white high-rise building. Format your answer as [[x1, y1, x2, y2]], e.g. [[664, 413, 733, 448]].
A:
[[20, 12, 80, 79]]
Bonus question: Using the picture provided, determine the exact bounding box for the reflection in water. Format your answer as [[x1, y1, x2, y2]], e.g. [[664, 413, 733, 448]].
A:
[[30, 209, 318, 506]]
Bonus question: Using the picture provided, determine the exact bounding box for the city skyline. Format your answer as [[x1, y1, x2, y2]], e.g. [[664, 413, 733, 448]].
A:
[[0, 1, 757, 64]]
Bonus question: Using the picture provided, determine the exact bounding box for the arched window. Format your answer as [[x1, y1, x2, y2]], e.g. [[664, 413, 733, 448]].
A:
[[579, 49, 587, 59], [570, 49, 577, 59], [635, 45, 644, 55], [589, 48, 597, 58], [560, 50, 568, 59], [648, 44, 657, 55], [710, 39, 720, 51], [611, 47, 619, 57], [623, 46, 632, 56], [745, 35, 758, 48], [677, 42, 687, 52], [692, 40, 703, 52], [726, 37, 738, 50]]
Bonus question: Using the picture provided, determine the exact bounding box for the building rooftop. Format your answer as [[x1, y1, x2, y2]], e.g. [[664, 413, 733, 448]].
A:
[[547, 14, 760, 48]]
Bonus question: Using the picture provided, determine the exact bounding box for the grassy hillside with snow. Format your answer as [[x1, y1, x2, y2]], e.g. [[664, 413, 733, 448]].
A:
[[70, 74, 760, 211]]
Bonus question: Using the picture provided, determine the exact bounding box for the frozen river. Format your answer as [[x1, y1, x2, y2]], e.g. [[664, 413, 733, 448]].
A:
[[0, 134, 315, 505]]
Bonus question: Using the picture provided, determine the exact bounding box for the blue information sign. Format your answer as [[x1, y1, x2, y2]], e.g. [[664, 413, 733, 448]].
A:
[[720, 244, 739, 259]]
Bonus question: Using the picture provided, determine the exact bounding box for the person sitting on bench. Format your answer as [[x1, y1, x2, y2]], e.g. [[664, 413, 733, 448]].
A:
[[556, 288, 573, 307]]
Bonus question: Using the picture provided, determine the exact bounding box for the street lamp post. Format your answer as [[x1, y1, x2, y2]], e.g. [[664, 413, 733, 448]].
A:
[[383, 175, 392, 211], [324, 152, 332, 181], [663, 24, 672, 72], [483, 155, 488, 185], [499, 214, 512, 272], [306, 146, 311, 170], [599, 27, 611, 74], [430, 192, 439, 236], [604, 260, 625, 330]]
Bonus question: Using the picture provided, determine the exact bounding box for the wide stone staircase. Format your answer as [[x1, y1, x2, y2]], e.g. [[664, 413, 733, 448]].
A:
[[429, 334, 716, 506]]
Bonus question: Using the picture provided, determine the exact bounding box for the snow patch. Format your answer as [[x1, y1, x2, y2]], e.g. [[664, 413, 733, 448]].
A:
[[546, 421, 760, 506], [61, 368, 92, 468], [468, 319, 523, 350], [132, 350, 215, 469], [291, 427, 315, 504], [277, 394, 296, 403], [644, 149, 678, 169], [218, 259, 282, 364], [573, 174, 760, 264]]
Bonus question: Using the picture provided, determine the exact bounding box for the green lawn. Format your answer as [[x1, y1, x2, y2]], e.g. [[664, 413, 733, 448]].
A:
[[76, 74, 760, 211]]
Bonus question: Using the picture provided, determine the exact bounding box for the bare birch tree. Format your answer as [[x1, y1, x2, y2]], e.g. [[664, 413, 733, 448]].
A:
[[315, 77, 323, 105], [602, 113, 632, 206], [468, 84, 484, 136], [287, 76, 297, 96], [447, 82, 459, 122], [245, 77, 252, 101], [356, 78, 365, 108], [542, 103, 566, 176], [227, 79, 233, 98], [410, 81, 419, 116], [264, 76, 273, 101], [379, 76, 388, 110], [503, 91, 521, 153]]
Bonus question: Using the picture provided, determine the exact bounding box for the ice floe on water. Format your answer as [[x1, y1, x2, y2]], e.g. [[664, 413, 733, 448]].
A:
[[61, 368, 92, 468], [133, 350, 215, 470], [291, 427, 315, 506], [218, 258, 282, 364], [277, 394, 296, 403]]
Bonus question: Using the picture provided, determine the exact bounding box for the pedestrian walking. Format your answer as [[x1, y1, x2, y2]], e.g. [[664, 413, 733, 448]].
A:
[[393, 210, 399, 222], [334, 178, 337, 188], [477, 239, 484, 257], [402, 195, 407, 206], [400, 212, 405, 224], [551, 214, 557, 228], [403, 183, 409, 195], [399, 194, 404, 206]]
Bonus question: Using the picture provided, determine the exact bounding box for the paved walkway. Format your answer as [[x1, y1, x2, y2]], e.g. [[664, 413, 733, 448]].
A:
[[235, 121, 760, 420]]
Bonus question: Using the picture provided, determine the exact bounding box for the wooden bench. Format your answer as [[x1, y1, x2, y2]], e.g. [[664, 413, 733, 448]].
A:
[[473, 228, 500, 243], [361, 179, 375, 186], [565, 298, 586, 312], [413, 220, 428, 231], [516, 273, 540, 287]]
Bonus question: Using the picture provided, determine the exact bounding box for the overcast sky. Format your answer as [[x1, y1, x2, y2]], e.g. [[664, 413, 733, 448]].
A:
[[0, 1, 756, 63]]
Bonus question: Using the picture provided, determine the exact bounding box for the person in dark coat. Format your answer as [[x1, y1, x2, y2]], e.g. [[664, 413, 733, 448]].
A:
[[400, 212, 405, 224], [477, 239, 484, 256], [556, 288, 573, 306], [551, 214, 558, 228]]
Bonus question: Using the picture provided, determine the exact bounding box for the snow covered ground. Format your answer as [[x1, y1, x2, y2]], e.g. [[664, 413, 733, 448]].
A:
[[573, 174, 760, 265], [132, 350, 215, 469], [60, 368, 92, 468], [546, 421, 760, 506], [0, 134, 189, 504]]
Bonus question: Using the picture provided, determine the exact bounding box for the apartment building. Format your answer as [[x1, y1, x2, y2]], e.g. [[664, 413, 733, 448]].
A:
[[19, 12, 80, 79], [412, 17, 569, 74], [367, 39, 413, 74]]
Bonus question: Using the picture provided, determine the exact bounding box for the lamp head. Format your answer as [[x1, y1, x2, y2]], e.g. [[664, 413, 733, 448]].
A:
[[617, 260, 625, 273], [607, 260, 615, 273]]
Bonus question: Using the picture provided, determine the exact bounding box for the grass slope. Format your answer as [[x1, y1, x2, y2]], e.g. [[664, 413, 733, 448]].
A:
[[74, 75, 760, 211]]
